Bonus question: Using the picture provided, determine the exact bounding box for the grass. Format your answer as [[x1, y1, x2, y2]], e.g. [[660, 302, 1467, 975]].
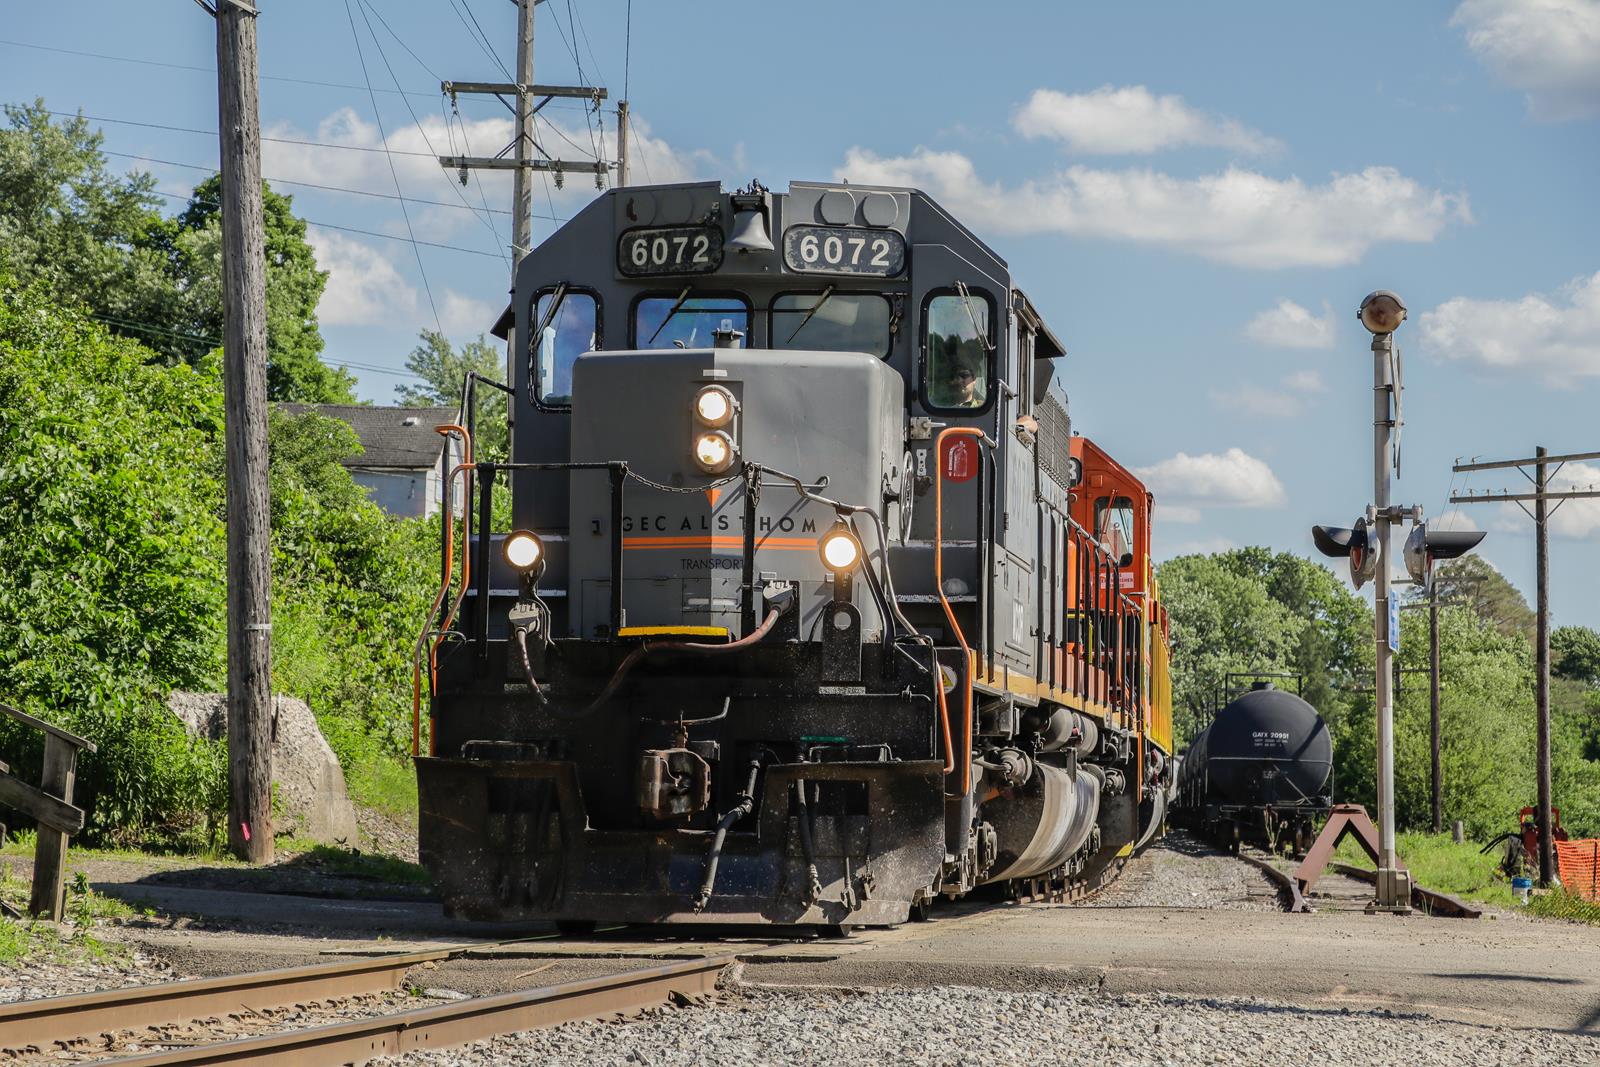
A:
[[284, 843, 430, 886], [344, 755, 418, 824], [0, 867, 133, 966], [1334, 830, 1600, 924]]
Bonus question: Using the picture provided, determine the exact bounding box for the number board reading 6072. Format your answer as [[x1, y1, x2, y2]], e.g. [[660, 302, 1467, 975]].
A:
[[618, 225, 724, 277], [783, 225, 906, 277]]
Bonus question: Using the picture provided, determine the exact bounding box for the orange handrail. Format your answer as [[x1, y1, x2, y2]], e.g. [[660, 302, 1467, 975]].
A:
[[934, 427, 989, 796], [411, 424, 473, 757]]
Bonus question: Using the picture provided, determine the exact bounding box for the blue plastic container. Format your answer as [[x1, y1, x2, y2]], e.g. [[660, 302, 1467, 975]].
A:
[[1512, 875, 1532, 903]]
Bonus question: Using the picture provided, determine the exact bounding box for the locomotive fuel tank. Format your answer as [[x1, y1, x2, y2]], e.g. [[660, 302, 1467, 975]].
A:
[[1180, 688, 1332, 807]]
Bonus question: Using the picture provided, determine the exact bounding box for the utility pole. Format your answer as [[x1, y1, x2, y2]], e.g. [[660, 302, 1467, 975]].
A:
[[1430, 581, 1442, 834], [617, 99, 630, 187], [204, 0, 274, 863], [1453, 446, 1600, 887], [438, 0, 610, 272]]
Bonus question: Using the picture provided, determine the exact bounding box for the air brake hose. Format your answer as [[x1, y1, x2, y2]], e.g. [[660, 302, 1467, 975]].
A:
[[693, 759, 762, 913]]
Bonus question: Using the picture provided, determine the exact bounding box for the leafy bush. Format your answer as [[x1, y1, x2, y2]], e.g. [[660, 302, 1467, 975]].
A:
[[0, 278, 228, 842], [0, 280, 438, 846]]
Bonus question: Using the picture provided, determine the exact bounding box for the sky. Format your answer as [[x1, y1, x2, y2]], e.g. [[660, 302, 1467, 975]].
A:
[[3, 0, 1598, 629]]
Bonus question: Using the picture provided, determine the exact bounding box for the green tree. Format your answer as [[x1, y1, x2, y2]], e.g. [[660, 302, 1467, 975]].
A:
[[1553, 625, 1600, 686], [0, 100, 179, 342], [0, 101, 352, 403], [1157, 549, 1368, 745], [171, 174, 353, 403], [395, 330, 508, 460], [1431, 555, 1535, 643]]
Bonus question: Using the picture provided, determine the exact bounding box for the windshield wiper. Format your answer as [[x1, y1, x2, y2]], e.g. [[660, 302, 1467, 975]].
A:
[[533, 282, 569, 339], [646, 285, 694, 345], [955, 280, 995, 352], [785, 285, 835, 344]]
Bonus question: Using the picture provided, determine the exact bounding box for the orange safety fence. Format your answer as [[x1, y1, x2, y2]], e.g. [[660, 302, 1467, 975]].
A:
[[1555, 839, 1600, 901]]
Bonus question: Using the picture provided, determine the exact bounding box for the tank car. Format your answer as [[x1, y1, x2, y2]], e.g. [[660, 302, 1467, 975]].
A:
[[410, 178, 1174, 927], [1175, 685, 1332, 854]]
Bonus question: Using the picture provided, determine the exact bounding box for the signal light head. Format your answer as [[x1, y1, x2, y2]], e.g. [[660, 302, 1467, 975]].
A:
[[1359, 290, 1407, 335], [818, 522, 862, 573], [503, 530, 545, 571], [692, 430, 737, 474], [694, 385, 736, 427]]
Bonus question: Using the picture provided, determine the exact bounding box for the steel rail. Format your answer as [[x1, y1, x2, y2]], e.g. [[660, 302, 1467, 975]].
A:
[[97, 954, 734, 1066], [1236, 847, 1313, 913], [0, 947, 460, 1052]]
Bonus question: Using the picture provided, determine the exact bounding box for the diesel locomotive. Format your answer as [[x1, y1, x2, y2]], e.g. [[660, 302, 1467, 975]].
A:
[[413, 179, 1174, 927]]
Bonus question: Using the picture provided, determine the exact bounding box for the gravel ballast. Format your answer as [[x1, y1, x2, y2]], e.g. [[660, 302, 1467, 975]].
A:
[[372, 982, 1598, 1067], [1081, 829, 1281, 911]]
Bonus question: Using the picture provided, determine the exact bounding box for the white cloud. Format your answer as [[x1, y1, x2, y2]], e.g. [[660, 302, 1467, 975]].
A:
[[1548, 461, 1600, 538], [1014, 85, 1280, 156], [1431, 508, 1481, 532], [307, 226, 492, 338], [1160, 536, 1239, 558], [834, 148, 1469, 268], [1245, 299, 1338, 349], [307, 226, 417, 327], [1163, 504, 1203, 524], [1418, 271, 1600, 385], [1452, 0, 1600, 120], [1489, 462, 1600, 539], [1134, 448, 1287, 509], [264, 108, 712, 244], [1209, 370, 1326, 417], [440, 291, 500, 336]]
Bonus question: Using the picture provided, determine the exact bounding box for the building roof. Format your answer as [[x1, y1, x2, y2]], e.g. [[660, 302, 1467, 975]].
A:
[[282, 404, 455, 470]]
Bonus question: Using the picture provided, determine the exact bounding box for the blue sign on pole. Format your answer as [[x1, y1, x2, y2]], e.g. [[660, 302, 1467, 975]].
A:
[[1388, 595, 1401, 653]]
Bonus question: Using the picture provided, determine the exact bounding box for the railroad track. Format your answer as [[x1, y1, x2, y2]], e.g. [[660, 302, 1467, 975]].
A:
[[0, 945, 734, 1066]]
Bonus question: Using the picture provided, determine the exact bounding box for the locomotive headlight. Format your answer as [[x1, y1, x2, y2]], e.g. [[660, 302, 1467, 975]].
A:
[[692, 430, 737, 474], [503, 530, 545, 571], [818, 522, 862, 573], [694, 385, 737, 428]]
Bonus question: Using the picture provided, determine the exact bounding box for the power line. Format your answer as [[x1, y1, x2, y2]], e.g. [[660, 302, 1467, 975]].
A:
[[144, 187, 505, 258], [445, 0, 512, 80], [351, 0, 510, 265], [88, 313, 429, 381], [14, 103, 441, 159], [103, 148, 567, 221], [0, 37, 438, 99], [343, 0, 441, 334]]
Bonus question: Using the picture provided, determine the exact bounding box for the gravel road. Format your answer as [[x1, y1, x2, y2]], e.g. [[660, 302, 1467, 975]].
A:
[[1081, 829, 1281, 911], [373, 981, 1600, 1067]]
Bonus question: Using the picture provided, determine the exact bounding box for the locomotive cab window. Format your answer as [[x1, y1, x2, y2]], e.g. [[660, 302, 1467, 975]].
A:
[[1095, 496, 1137, 565], [634, 292, 750, 350], [924, 289, 993, 411], [770, 291, 892, 357], [532, 288, 599, 408]]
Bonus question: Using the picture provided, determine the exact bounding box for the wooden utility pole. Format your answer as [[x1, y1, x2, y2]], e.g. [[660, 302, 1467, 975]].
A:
[[437, 0, 609, 270], [1453, 446, 1600, 886], [1429, 582, 1442, 834], [617, 99, 630, 187], [210, 0, 274, 863]]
